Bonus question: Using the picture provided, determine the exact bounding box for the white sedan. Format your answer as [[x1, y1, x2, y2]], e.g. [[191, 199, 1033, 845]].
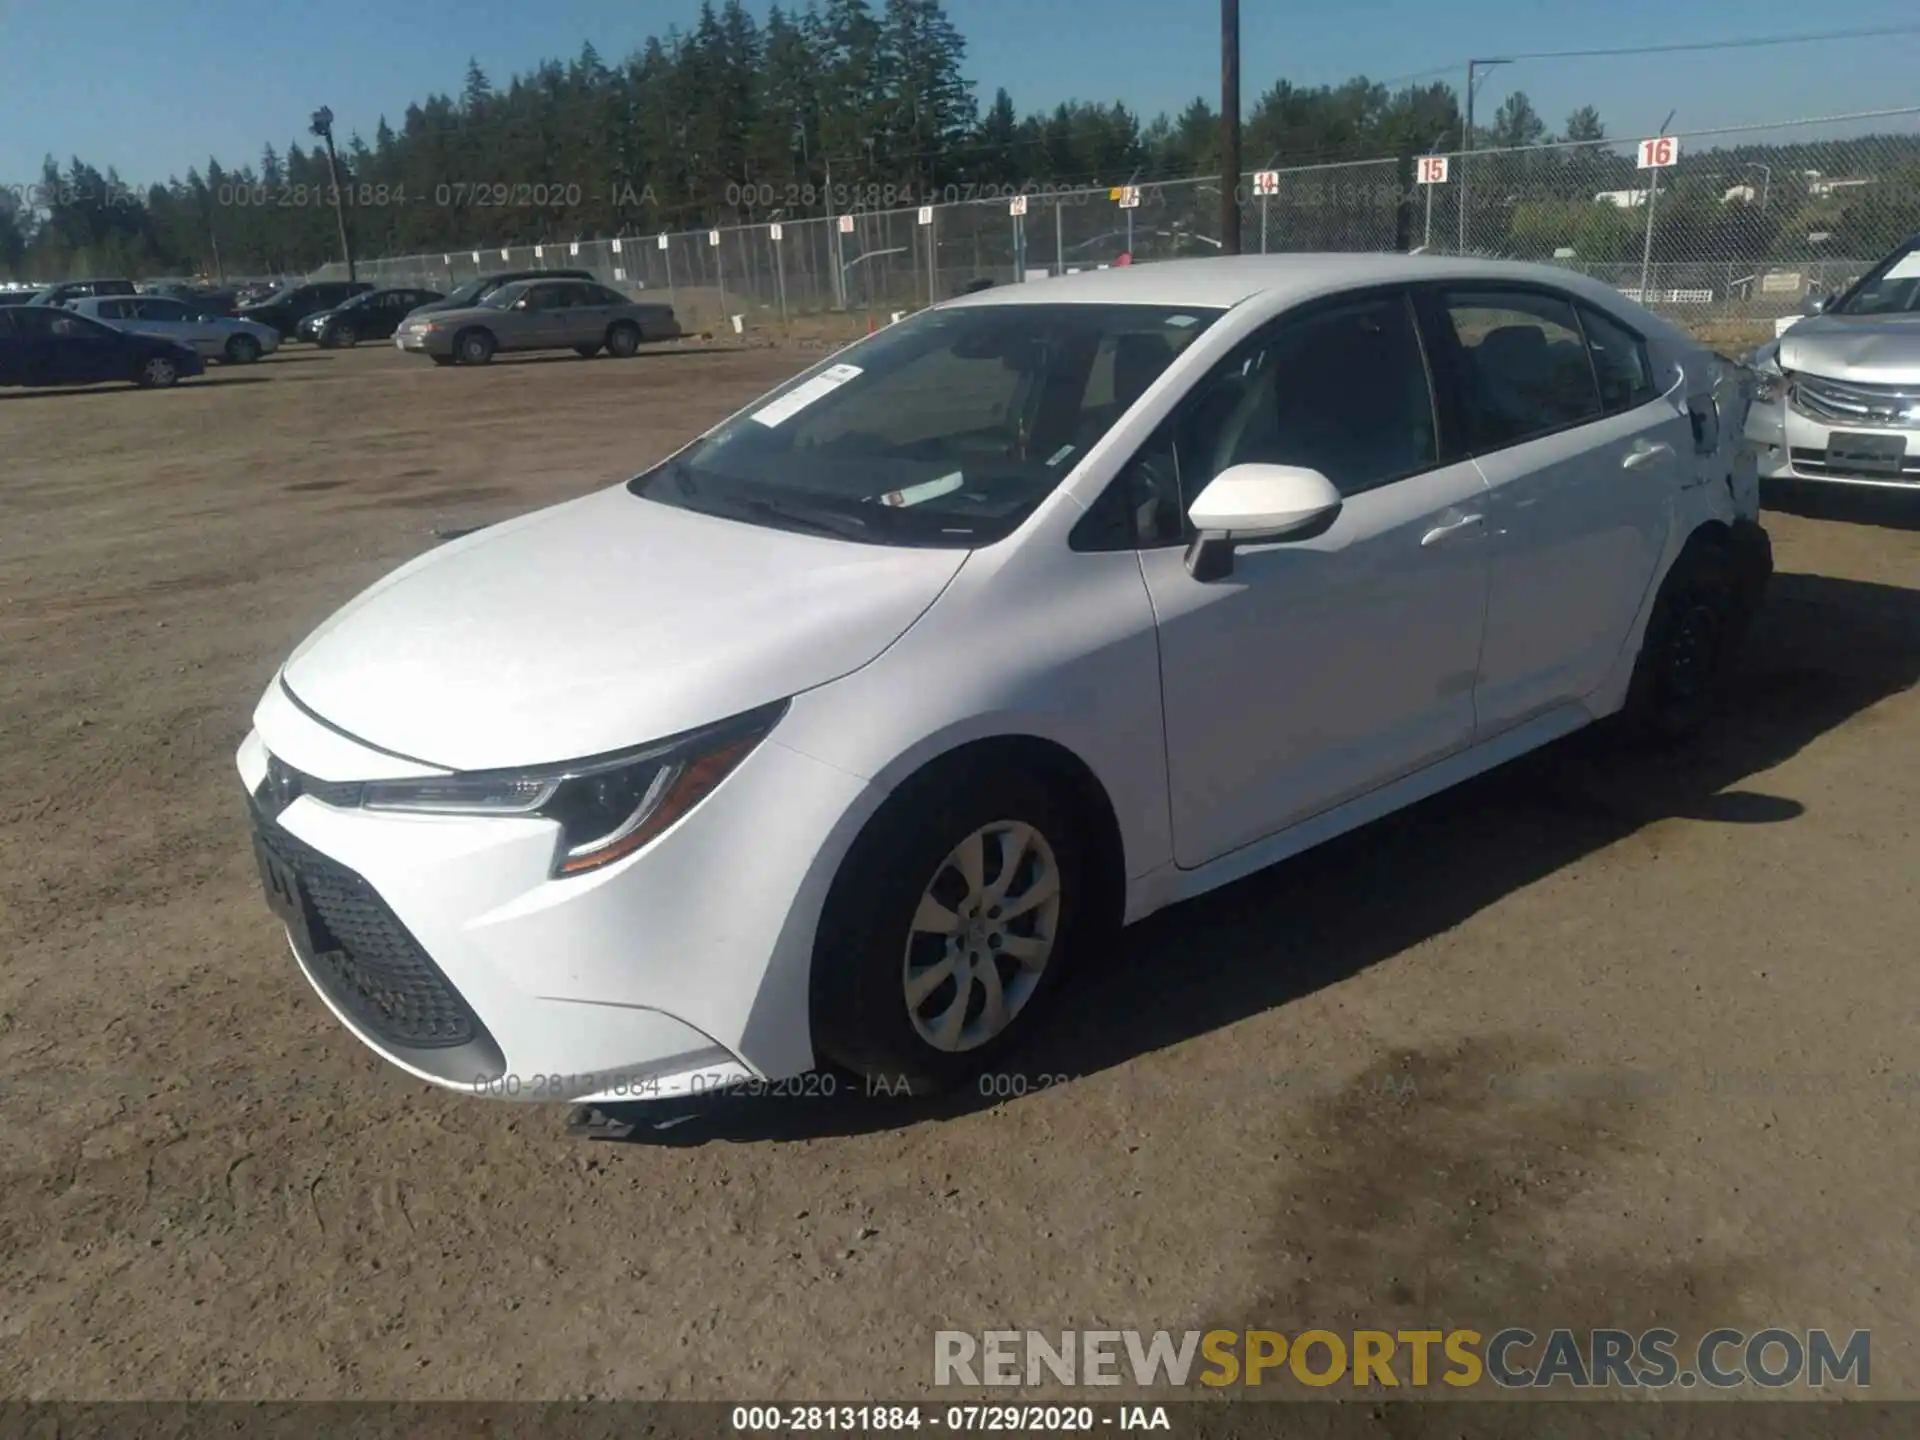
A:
[[68, 295, 279, 364], [236, 254, 1773, 1104]]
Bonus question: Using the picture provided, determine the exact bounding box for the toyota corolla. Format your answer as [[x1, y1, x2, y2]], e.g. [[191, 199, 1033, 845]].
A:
[[238, 254, 1772, 1104]]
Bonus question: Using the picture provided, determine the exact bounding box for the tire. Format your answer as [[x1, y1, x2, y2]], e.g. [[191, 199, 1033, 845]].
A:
[[455, 328, 495, 365], [429, 354, 456, 367], [135, 354, 179, 389], [573, 343, 603, 358], [605, 322, 641, 358], [328, 322, 358, 349], [223, 333, 261, 365], [810, 762, 1090, 1094], [1618, 536, 1742, 743]]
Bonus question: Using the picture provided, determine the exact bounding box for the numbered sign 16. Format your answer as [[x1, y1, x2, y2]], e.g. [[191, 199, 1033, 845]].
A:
[[1416, 155, 1450, 185], [1252, 170, 1279, 196], [1637, 135, 1680, 169]]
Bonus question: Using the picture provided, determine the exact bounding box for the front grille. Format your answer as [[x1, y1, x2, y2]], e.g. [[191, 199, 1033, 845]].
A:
[[1789, 446, 1920, 483], [1789, 373, 1920, 430], [252, 803, 480, 1050]]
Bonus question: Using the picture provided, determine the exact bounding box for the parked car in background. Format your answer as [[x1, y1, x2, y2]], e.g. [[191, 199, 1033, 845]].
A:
[[237, 280, 373, 339], [406, 268, 596, 320], [68, 295, 280, 364], [1746, 233, 1920, 491], [0, 304, 203, 388], [141, 281, 238, 316], [31, 278, 138, 306], [395, 278, 681, 365], [0, 289, 39, 307], [297, 287, 445, 347], [242, 254, 1769, 1104]]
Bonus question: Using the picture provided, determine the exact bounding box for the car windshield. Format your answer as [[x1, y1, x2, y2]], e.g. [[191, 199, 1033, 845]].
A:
[[1833, 244, 1920, 316], [630, 301, 1220, 548], [479, 284, 526, 309], [442, 278, 500, 307]]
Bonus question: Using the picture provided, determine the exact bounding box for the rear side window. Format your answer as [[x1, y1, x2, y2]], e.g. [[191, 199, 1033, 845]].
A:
[[1441, 289, 1602, 450], [1578, 304, 1655, 411], [97, 300, 130, 320]]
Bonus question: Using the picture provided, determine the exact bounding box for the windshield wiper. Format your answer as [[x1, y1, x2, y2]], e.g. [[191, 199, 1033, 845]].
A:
[[735, 496, 872, 541]]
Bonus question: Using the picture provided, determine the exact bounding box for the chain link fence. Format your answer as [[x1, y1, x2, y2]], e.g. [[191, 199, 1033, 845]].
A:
[[314, 107, 1920, 343]]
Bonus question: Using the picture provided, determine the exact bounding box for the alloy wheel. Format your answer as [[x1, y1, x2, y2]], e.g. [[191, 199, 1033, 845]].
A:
[[901, 821, 1061, 1053]]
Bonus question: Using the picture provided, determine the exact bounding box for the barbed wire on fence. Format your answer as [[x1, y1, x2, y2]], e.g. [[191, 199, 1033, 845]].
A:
[[311, 106, 1920, 337]]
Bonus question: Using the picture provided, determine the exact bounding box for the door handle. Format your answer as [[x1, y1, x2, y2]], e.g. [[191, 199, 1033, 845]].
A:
[[1621, 440, 1675, 470], [1420, 513, 1485, 547]]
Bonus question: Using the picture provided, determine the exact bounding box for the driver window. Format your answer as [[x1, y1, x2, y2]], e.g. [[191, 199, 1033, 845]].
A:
[[1087, 291, 1437, 549]]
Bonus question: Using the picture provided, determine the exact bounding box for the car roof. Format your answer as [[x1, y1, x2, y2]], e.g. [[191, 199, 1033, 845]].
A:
[[943, 252, 1656, 312]]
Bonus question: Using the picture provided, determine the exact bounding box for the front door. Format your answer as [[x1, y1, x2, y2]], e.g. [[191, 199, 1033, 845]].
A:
[[1136, 289, 1493, 869]]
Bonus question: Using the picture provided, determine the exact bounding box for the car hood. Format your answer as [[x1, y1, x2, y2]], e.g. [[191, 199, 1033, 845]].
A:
[[1777, 312, 1920, 385], [279, 484, 967, 772], [401, 303, 506, 326]]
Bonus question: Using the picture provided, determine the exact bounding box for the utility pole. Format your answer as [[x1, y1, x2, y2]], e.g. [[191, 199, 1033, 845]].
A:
[[309, 106, 356, 282], [1459, 58, 1508, 255], [1220, 0, 1242, 254]]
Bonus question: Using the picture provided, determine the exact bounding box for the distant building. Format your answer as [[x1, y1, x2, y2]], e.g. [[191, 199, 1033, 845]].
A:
[[1594, 189, 1650, 209]]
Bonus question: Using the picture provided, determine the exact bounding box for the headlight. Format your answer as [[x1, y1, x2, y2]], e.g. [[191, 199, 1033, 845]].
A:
[[1752, 369, 1787, 404], [359, 701, 786, 876]]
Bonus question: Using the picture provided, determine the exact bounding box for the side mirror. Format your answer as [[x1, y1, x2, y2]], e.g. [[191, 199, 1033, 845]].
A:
[[1184, 464, 1343, 581], [1803, 292, 1830, 316]]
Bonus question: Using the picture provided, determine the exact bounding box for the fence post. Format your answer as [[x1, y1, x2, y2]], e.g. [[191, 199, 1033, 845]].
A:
[[773, 226, 788, 330], [662, 236, 677, 318], [1638, 165, 1661, 306]]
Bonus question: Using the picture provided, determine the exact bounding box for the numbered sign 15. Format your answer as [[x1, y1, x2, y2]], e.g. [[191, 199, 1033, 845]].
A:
[[1416, 156, 1449, 185]]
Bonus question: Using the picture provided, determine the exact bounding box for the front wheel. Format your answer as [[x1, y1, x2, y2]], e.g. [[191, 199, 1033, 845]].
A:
[[136, 354, 180, 389], [327, 322, 358, 348], [810, 764, 1088, 1094], [455, 329, 495, 365], [605, 322, 641, 358]]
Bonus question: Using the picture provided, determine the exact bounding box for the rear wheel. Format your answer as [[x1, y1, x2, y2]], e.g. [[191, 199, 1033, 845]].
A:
[[810, 762, 1088, 1094], [573, 342, 602, 358], [1618, 536, 1741, 743], [223, 333, 260, 365], [455, 329, 495, 365], [605, 322, 641, 358], [135, 354, 180, 389]]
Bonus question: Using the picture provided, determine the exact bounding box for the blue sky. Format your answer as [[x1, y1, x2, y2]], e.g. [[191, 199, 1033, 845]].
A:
[[3, 0, 1919, 188]]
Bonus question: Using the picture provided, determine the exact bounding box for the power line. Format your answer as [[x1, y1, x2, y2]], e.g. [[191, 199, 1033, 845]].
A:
[[1486, 22, 1920, 64]]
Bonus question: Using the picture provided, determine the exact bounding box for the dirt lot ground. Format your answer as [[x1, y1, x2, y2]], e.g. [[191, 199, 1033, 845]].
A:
[[1, 341, 1917, 1402]]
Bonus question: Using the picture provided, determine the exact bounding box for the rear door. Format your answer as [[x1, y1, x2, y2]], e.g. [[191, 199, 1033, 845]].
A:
[[1421, 284, 1691, 734], [564, 283, 616, 344]]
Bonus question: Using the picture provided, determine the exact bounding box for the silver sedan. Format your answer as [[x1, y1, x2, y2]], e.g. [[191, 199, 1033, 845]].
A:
[[1746, 234, 1920, 491], [66, 295, 281, 364], [395, 278, 682, 365]]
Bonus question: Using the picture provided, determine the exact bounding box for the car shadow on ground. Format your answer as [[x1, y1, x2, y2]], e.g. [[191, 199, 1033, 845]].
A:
[[579, 569, 1920, 1147], [1764, 481, 1920, 533], [0, 375, 276, 401]]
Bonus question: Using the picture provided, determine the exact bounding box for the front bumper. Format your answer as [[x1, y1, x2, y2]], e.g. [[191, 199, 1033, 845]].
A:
[[1746, 394, 1920, 490], [394, 328, 451, 356], [235, 684, 880, 1102]]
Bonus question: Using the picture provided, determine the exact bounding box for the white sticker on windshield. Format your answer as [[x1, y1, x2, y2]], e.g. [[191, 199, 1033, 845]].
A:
[[1884, 251, 1920, 280], [1165, 314, 1200, 328], [876, 472, 964, 508], [750, 363, 863, 428], [1046, 444, 1076, 466]]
